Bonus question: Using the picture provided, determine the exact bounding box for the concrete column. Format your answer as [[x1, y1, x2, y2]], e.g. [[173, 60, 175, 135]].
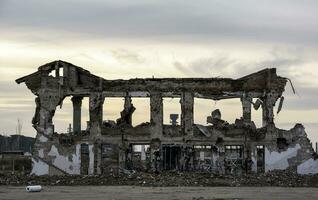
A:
[[241, 96, 252, 123], [251, 145, 258, 173], [181, 92, 194, 136], [262, 100, 272, 127], [262, 97, 272, 127], [97, 144, 102, 174], [71, 96, 83, 134], [150, 92, 163, 139], [261, 92, 278, 127], [89, 93, 104, 136], [150, 139, 161, 172], [123, 96, 133, 125], [118, 143, 126, 169], [38, 90, 61, 136], [94, 142, 102, 174]]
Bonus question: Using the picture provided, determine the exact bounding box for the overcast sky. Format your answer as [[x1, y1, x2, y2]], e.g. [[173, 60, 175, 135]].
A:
[[0, 0, 317, 143]]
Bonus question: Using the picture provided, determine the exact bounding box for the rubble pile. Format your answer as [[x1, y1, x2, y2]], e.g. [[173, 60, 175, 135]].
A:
[[1, 170, 318, 187]]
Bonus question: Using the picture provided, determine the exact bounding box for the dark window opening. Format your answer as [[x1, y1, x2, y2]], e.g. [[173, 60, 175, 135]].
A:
[[162, 145, 182, 170], [277, 138, 288, 151], [216, 137, 224, 145], [224, 145, 244, 175], [194, 145, 213, 171]]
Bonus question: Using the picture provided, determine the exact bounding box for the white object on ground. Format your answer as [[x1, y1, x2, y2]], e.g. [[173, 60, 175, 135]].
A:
[[26, 185, 42, 192]]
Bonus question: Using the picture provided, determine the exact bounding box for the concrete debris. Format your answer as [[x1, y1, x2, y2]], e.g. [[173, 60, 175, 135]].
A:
[[14, 61, 318, 177], [211, 109, 221, 120], [207, 109, 228, 127], [253, 99, 262, 110], [277, 96, 284, 114], [116, 96, 136, 127], [1, 170, 318, 187], [196, 124, 211, 137], [170, 114, 179, 126]]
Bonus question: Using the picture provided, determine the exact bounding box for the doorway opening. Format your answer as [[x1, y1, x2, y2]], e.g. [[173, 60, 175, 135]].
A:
[[162, 145, 182, 170], [256, 145, 265, 173], [101, 143, 119, 174], [80, 143, 89, 175]]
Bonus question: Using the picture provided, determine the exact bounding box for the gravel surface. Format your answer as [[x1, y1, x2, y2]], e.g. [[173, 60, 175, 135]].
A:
[[1, 186, 318, 200]]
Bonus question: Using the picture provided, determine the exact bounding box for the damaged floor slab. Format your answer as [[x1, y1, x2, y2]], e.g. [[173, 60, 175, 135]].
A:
[[15, 60, 318, 176]]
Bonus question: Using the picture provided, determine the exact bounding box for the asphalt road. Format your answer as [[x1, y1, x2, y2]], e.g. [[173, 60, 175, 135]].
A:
[[1, 186, 318, 200]]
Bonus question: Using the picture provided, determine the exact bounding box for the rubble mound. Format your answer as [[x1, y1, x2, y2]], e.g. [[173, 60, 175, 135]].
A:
[[1, 170, 318, 187]]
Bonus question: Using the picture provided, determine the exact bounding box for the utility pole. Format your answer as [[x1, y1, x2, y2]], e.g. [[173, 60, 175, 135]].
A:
[[15, 118, 23, 151], [16, 118, 22, 135], [67, 123, 72, 133]]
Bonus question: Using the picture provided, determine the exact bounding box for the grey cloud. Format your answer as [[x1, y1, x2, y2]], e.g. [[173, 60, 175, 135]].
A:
[[0, 0, 318, 136], [173, 48, 318, 110], [0, 81, 34, 98], [282, 87, 318, 111], [0, 0, 318, 46], [173, 55, 237, 77], [173, 47, 308, 78], [257, 48, 305, 69], [111, 49, 144, 64], [0, 108, 35, 135]]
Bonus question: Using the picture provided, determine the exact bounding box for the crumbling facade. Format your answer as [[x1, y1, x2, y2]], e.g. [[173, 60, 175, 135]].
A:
[[16, 60, 318, 175]]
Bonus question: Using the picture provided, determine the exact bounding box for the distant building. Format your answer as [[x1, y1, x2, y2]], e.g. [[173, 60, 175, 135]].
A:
[[0, 134, 35, 154], [0, 135, 34, 174]]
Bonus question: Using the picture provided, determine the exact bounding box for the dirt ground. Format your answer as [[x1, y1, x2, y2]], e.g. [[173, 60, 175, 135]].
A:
[[0, 186, 318, 200]]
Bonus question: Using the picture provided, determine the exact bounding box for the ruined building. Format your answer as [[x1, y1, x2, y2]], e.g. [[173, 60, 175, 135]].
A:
[[0, 135, 34, 154], [0, 135, 34, 174], [16, 60, 318, 175]]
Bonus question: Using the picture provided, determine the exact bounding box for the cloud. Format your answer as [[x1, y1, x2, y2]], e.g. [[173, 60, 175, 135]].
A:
[[173, 47, 318, 111], [0, 0, 318, 140], [173, 55, 237, 77], [281, 86, 318, 111], [173, 47, 308, 78], [1, 0, 318, 46], [111, 49, 144, 64]]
